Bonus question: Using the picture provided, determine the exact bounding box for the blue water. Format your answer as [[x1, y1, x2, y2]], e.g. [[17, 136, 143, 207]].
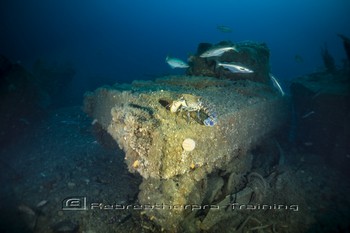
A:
[[1, 0, 349, 101]]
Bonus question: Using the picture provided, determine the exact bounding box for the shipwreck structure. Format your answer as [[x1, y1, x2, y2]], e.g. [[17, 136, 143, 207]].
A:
[[84, 41, 289, 232], [290, 35, 350, 174]]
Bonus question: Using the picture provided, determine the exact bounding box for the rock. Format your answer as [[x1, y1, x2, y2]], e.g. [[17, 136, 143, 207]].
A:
[[51, 220, 79, 233], [187, 41, 271, 84], [0, 56, 42, 144], [18, 204, 37, 230], [290, 70, 350, 173], [84, 75, 288, 232], [196, 42, 213, 55], [0, 55, 12, 77]]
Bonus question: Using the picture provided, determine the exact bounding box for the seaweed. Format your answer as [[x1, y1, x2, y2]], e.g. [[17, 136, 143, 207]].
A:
[[320, 43, 336, 73], [338, 34, 350, 62]]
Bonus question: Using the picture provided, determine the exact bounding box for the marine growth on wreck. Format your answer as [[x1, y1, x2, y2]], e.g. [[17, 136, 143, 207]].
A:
[[84, 41, 290, 232]]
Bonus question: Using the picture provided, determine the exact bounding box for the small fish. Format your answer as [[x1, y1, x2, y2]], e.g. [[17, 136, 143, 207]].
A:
[[217, 25, 232, 33], [312, 90, 322, 99], [304, 142, 313, 146], [200, 46, 238, 58], [294, 54, 304, 63], [36, 200, 48, 208], [302, 111, 315, 118], [269, 73, 285, 96], [216, 62, 253, 73], [165, 56, 189, 69]]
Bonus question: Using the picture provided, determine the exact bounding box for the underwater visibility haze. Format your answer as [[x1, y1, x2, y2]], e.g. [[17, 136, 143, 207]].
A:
[[1, 0, 350, 232], [1, 0, 350, 98]]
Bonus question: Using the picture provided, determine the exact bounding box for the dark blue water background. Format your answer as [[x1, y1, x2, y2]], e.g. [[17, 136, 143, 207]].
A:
[[1, 0, 349, 102]]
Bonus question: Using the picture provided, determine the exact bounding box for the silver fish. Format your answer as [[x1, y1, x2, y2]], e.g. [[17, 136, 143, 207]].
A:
[[217, 25, 232, 33], [216, 62, 254, 73], [165, 56, 189, 69], [269, 73, 285, 96], [36, 200, 48, 208], [200, 46, 238, 58], [302, 111, 315, 119]]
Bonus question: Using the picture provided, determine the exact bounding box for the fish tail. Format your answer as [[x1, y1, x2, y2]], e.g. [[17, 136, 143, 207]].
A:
[[215, 60, 222, 68]]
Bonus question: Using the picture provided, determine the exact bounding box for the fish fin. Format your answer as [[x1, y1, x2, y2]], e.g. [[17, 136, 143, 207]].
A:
[[216, 60, 224, 69]]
